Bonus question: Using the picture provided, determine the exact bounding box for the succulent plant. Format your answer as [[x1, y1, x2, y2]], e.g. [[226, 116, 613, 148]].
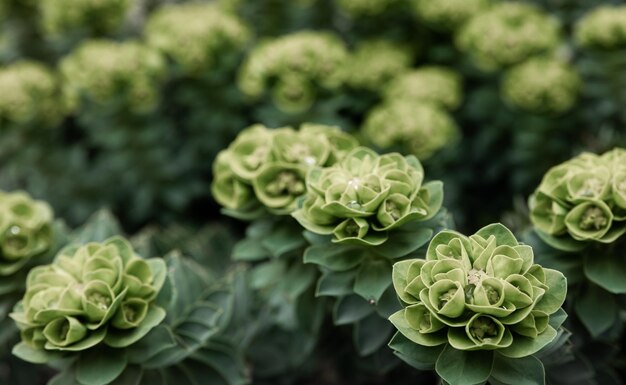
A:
[[0, 61, 66, 128], [574, 5, 626, 50], [389, 223, 567, 385], [10, 237, 167, 355], [0, 191, 54, 278], [412, 0, 492, 31], [60, 40, 166, 114], [292, 147, 443, 246], [144, 3, 250, 76], [502, 57, 581, 114], [37, 0, 130, 38], [383, 67, 463, 110], [529, 148, 626, 249], [342, 40, 412, 92], [212, 123, 358, 218], [362, 100, 459, 160], [456, 2, 560, 70], [238, 31, 348, 114]]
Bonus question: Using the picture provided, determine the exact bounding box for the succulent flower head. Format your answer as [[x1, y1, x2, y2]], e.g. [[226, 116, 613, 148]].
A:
[[343, 40, 412, 92], [145, 3, 250, 76], [292, 147, 443, 245], [362, 100, 459, 160], [383, 67, 463, 110], [238, 31, 348, 113], [456, 2, 560, 70], [0, 191, 54, 277], [11, 237, 167, 352], [391, 223, 566, 355], [575, 5, 626, 50], [502, 57, 580, 114]]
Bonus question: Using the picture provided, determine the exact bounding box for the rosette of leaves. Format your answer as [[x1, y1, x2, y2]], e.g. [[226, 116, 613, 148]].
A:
[[456, 2, 560, 71], [574, 5, 626, 50], [238, 31, 348, 114], [389, 223, 568, 385], [212, 123, 358, 219], [144, 3, 250, 77], [383, 67, 463, 110], [342, 40, 412, 93], [292, 146, 446, 358], [501, 57, 581, 115], [60, 39, 166, 114], [362, 100, 459, 160], [37, 0, 130, 41], [0, 61, 66, 129], [411, 0, 492, 31]]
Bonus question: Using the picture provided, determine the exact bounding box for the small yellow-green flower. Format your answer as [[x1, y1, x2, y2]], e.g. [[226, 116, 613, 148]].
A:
[[575, 5, 626, 50], [60, 40, 166, 114], [145, 3, 250, 76], [11, 237, 167, 352], [502, 57, 580, 114], [456, 2, 560, 70]]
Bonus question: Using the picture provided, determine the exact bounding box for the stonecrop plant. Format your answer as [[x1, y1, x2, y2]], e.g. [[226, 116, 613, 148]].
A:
[[382, 67, 463, 111], [389, 223, 567, 385], [574, 5, 626, 50]]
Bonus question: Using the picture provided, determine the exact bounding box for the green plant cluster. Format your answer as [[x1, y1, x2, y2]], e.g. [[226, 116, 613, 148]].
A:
[[574, 5, 626, 50]]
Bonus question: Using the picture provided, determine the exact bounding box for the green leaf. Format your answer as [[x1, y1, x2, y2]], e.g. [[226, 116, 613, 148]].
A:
[[73, 209, 123, 244], [76, 347, 128, 385], [372, 228, 433, 259], [534, 268, 567, 314], [491, 354, 545, 385], [333, 294, 375, 325], [126, 325, 177, 365], [476, 223, 517, 247], [49, 367, 81, 385], [316, 269, 357, 297], [250, 260, 286, 289], [388, 332, 444, 370], [12, 341, 64, 364], [435, 345, 494, 385], [575, 283, 617, 337], [353, 313, 394, 356], [189, 342, 248, 385], [498, 326, 557, 358], [231, 238, 268, 261], [584, 252, 626, 294], [304, 244, 365, 271], [261, 222, 307, 257], [108, 365, 143, 385], [534, 230, 586, 253], [104, 306, 167, 348], [388, 310, 447, 347], [354, 259, 392, 302]]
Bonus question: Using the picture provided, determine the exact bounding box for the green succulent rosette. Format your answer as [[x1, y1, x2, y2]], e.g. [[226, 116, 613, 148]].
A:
[[502, 57, 581, 115], [383, 67, 463, 110], [529, 149, 626, 250], [293, 146, 443, 246], [389, 223, 567, 385], [0, 61, 66, 128], [456, 2, 560, 71], [574, 5, 626, 50], [238, 31, 348, 114], [60, 40, 166, 114], [11, 237, 167, 356], [212, 123, 358, 218], [342, 40, 412, 92], [362, 101, 459, 160], [38, 0, 130, 38], [144, 3, 250, 76], [412, 0, 492, 31]]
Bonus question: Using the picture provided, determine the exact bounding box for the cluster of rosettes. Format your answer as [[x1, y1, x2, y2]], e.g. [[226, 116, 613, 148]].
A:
[[144, 3, 249, 76], [238, 31, 348, 114], [212, 124, 358, 216], [292, 147, 443, 246], [343, 40, 412, 92], [529, 149, 626, 247], [383, 67, 462, 110], [60, 40, 166, 113], [502, 57, 580, 115], [37, 0, 130, 38], [362, 100, 459, 160], [391, 224, 566, 354], [412, 0, 491, 31], [334, 0, 402, 17], [456, 2, 560, 70], [574, 5, 626, 50], [11, 237, 166, 352], [0, 61, 65, 127], [0, 191, 54, 277]]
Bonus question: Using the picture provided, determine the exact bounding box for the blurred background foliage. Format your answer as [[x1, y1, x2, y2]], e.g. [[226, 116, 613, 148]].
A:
[[1, 0, 626, 383]]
